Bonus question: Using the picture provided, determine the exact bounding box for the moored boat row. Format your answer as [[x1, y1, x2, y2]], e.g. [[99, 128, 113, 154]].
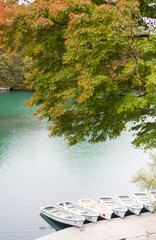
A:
[[40, 191, 156, 228]]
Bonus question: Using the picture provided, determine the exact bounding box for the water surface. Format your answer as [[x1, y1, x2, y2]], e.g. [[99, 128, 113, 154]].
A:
[[0, 91, 148, 240]]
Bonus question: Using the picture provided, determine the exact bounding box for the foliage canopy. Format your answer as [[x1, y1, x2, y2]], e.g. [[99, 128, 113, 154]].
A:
[[0, 0, 155, 148]]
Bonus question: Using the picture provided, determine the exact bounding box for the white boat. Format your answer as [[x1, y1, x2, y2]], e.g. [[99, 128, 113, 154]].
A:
[[40, 205, 85, 228], [78, 199, 113, 220], [149, 190, 156, 202], [133, 192, 155, 213], [116, 195, 143, 215], [57, 201, 99, 222], [99, 196, 127, 218]]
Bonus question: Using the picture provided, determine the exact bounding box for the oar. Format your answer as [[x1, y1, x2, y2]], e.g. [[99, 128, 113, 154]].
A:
[[63, 202, 73, 218], [82, 202, 89, 213]]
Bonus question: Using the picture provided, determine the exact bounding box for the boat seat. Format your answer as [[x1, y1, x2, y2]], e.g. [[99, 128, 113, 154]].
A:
[[80, 210, 88, 214], [112, 205, 119, 208], [107, 203, 115, 206], [141, 200, 150, 203], [122, 200, 132, 204], [54, 212, 61, 216], [69, 207, 77, 211], [65, 215, 72, 219], [51, 210, 59, 213], [104, 201, 114, 204], [68, 206, 76, 210], [85, 202, 93, 206]]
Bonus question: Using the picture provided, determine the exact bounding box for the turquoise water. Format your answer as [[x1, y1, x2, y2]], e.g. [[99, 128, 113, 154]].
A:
[[0, 91, 148, 240]]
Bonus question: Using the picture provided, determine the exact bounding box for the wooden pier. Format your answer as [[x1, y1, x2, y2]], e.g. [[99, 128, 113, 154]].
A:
[[35, 212, 156, 240]]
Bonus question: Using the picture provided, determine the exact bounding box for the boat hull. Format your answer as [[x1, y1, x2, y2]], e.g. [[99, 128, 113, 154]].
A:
[[41, 210, 84, 228], [99, 211, 112, 220], [150, 191, 156, 202], [128, 206, 142, 215], [143, 204, 155, 213], [113, 209, 126, 218], [83, 214, 98, 222]]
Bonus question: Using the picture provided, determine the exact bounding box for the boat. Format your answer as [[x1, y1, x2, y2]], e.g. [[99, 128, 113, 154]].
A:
[[149, 190, 156, 202], [133, 192, 156, 212], [57, 201, 99, 222], [99, 196, 127, 218], [116, 195, 143, 215], [78, 199, 113, 220], [40, 205, 85, 228]]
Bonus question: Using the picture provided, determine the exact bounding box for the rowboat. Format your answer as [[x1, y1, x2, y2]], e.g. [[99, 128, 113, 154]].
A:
[[57, 201, 99, 222], [78, 199, 113, 220], [149, 191, 156, 202], [116, 195, 143, 215], [99, 196, 127, 218], [133, 192, 155, 212], [40, 205, 85, 228]]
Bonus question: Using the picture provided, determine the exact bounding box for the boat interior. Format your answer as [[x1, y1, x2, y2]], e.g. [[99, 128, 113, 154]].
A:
[[43, 206, 73, 218], [59, 202, 88, 214], [100, 198, 120, 207], [134, 193, 153, 204]]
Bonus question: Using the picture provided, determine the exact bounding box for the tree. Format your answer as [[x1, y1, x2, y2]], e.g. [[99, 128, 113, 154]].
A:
[[0, 47, 29, 89], [131, 151, 156, 191], [0, 0, 155, 147], [138, 0, 156, 19]]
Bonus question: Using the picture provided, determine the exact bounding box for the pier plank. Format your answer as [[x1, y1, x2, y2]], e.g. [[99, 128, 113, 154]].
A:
[[67, 227, 96, 240], [35, 212, 156, 240]]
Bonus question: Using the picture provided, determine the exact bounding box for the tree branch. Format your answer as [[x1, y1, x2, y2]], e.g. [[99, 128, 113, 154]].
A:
[[133, 34, 150, 39], [127, 42, 146, 84], [140, 108, 155, 113], [52, 19, 67, 26]]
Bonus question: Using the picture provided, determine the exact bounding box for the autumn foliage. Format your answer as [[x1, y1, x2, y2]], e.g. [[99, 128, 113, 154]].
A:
[[0, 0, 155, 148]]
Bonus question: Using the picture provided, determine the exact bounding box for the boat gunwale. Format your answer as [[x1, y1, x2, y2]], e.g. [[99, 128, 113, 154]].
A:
[[133, 192, 154, 203], [116, 195, 143, 209], [57, 201, 99, 217], [133, 192, 156, 210], [78, 199, 113, 214], [40, 206, 85, 222], [99, 196, 128, 212], [149, 191, 156, 202]]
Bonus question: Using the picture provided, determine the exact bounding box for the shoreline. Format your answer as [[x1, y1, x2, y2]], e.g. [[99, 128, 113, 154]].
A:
[[0, 87, 34, 92]]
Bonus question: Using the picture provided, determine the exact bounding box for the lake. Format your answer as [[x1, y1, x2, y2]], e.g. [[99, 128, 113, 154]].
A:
[[0, 91, 148, 240]]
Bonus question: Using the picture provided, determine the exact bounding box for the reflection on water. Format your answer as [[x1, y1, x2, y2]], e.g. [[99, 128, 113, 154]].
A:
[[40, 213, 70, 231], [0, 92, 148, 240]]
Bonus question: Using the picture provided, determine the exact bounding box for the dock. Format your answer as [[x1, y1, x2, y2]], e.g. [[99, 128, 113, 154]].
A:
[[35, 212, 156, 240]]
